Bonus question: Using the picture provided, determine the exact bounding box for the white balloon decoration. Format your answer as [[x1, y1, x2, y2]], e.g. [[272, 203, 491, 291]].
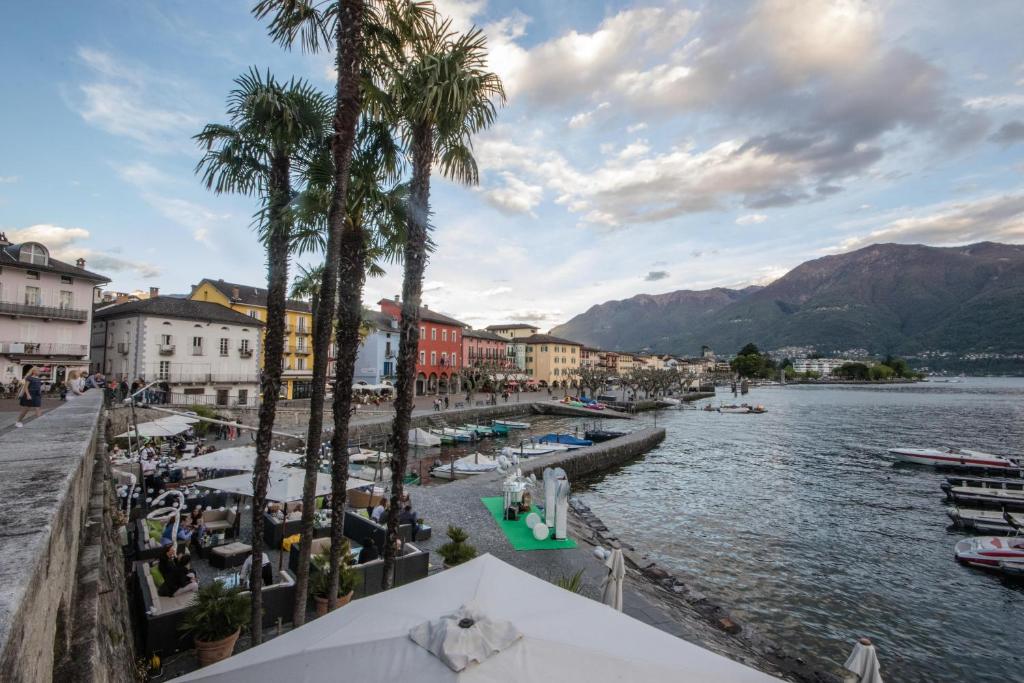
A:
[[532, 522, 549, 541], [525, 512, 541, 529]]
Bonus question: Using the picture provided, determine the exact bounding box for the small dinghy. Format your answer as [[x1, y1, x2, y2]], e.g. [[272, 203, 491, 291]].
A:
[[493, 419, 530, 429], [955, 536, 1024, 576], [945, 485, 1024, 511], [888, 447, 1020, 471], [584, 429, 626, 443], [538, 433, 593, 447], [462, 424, 496, 437], [429, 427, 475, 443], [347, 446, 392, 464], [947, 506, 1024, 534], [502, 443, 566, 457], [429, 453, 499, 480], [409, 428, 442, 448]]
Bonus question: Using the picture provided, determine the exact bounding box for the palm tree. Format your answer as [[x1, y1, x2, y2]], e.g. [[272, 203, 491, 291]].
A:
[[382, 18, 504, 589], [194, 68, 329, 643], [290, 262, 325, 311]]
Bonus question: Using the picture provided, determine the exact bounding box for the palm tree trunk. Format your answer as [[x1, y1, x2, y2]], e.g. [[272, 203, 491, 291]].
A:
[[293, 0, 366, 626], [250, 150, 291, 645], [383, 123, 433, 589], [326, 220, 367, 604]]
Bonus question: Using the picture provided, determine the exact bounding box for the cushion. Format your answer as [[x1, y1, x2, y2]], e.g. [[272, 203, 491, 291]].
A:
[[212, 542, 251, 557], [150, 566, 165, 587], [282, 534, 301, 551], [145, 519, 164, 540]]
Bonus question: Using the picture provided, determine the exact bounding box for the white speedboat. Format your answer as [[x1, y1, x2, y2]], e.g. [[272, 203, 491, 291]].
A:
[[955, 536, 1024, 575], [888, 447, 1019, 470], [493, 419, 530, 429], [430, 453, 499, 480]]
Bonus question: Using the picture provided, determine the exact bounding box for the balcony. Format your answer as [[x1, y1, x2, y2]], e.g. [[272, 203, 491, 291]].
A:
[[191, 347, 204, 356], [117, 342, 129, 355], [238, 347, 254, 358], [150, 373, 260, 384], [159, 344, 175, 355], [294, 347, 310, 355], [283, 323, 293, 333], [296, 326, 310, 335], [0, 341, 89, 357], [0, 300, 89, 322]]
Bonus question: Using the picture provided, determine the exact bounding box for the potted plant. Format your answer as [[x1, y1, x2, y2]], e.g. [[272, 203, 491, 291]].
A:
[[180, 581, 248, 666], [438, 525, 477, 568], [310, 542, 358, 617]]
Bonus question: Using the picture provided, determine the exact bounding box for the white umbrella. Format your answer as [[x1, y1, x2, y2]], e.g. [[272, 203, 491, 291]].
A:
[[194, 469, 375, 503], [843, 639, 884, 683], [177, 553, 782, 682], [180, 446, 300, 471], [115, 419, 191, 439], [601, 548, 625, 611]]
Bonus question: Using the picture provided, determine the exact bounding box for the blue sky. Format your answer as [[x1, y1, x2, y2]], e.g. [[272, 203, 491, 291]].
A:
[[2, 0, 1023, 329]]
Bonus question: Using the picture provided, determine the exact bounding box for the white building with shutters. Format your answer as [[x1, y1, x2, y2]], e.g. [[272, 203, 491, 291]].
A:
[[91, 297, 263, 407]]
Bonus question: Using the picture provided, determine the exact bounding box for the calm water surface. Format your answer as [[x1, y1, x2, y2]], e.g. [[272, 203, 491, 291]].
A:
[[575, 378, 1024, 682]]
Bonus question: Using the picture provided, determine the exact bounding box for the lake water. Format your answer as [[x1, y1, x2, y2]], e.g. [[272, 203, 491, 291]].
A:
[[574, 378, 1024, 682]]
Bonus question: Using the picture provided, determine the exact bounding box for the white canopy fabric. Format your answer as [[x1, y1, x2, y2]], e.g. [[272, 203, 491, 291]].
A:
[[177, 553, 782, 683], [410, 428, 442, 447], [115, 419, 192, 439], [844, 641, 884, 683], [178, 447, 301, 471], [601, 548, 625, 611], [194, 469, 375, 503], [155, 413, 201, 425]]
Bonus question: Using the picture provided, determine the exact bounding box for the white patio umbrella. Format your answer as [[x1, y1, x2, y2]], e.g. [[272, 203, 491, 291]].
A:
[[601, 548, 626, 611], [179, 446, 300, 471], [194, 469, 375, 503], [177, 553, 782, 683], [115, 419, 192, 439]]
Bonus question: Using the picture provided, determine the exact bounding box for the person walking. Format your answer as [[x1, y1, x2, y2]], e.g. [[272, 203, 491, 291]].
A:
[[443, 395, 449, 410], [15, 366, 44, 427]]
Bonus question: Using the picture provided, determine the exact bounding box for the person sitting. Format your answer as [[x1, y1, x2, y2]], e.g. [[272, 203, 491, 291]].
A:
[[398, 504, 421, 541], [157, 545, 198, 597], [371, 499, 388, 524], [188, 506, 208, 546], [160, 517, 194, 546], [358, 537, 379, 564], [240, 551, 273, 587]]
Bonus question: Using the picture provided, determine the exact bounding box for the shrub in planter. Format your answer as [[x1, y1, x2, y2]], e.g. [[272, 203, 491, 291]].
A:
[[180, 581, 248, 667], [438, 525, 477, 567], [310, 542, 358, 616]]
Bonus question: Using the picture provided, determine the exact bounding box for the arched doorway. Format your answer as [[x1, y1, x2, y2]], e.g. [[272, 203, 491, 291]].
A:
[[438, 373, 449, 395], [415, 373, 426, 396], [428, 373, 438, 394]]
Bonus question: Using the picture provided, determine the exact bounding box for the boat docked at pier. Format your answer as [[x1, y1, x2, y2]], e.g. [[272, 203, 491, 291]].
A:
[[502, 443, 568, 457], [954, 536, 1024, 577], [538, 433, 593, 447], [492, 419, 530, 429], [888, 447, 1020, 471], [944, 485, 1024, 511], [584, 428, 627, 443], [947, 506, 1024, 534], [428, 427, 476, 444], [429, 453, 499, 480]]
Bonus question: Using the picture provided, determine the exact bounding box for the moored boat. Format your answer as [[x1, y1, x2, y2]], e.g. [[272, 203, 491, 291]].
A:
[[945, 485, 1024, 511], [942, 476, 1024, 493], [429, 427, 475, 443], [493, 419, 530, 429], [502, 443, 566, 456], [888, 447, 1019, 471], [461, 424, 496, 437], [947, 506, 1024, 534], [584, 429, 626, 443], [538, 433, 593, 447], [954, 536, 1024, 576], [429, 453, 499, 480]]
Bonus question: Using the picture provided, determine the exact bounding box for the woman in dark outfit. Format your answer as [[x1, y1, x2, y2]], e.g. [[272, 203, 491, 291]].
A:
[[15, 366, 43, 428]]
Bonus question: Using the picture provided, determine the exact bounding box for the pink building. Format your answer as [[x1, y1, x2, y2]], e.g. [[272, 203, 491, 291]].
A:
[[462, 329, 511, 369], [0, 234, 109, 386]]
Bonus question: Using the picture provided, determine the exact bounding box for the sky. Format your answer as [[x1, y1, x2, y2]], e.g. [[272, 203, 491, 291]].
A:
[[2, 0, 1024, 330]]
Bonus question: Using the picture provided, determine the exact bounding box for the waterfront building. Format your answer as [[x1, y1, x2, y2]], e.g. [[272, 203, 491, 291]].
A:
[[615, 353, 637, 376], [520, 333, 581, 387], [351, 310, 399, 385], [486, 323, 539, 371], [580, 346, 602, 369], [91, 297, 262, 406], [0, 234, 109, 386], [598, 350, 619, 372], [791, 357, 853, 376], [462, 328, 511, 369], [190, 279, 314, 399], [377, 297, 466, 395]]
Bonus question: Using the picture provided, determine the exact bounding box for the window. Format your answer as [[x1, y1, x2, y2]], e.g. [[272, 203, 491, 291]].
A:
[[441, 352, 448, 366], [419, 350, 426, 365], [19, 243, 48, 266], [296, 337, 305, 352], [160, 334, 172, 345], [541, 346, 548, 353], [430, 351, 437, 366], [249, 310, 259, 319], [219, 338, 229, 356], [60, 275, 73, 285], [240, 339, 250, 353], [297, 358, 306, 370], [442, 330, 447, 342], [452, 352, 457, 366], [452, 331, 457, 344], [431, 328, 437, 341], [237, 389, 248, 405], [26, 270, 40, 280], [158, 361, 170, 380], [297, 317, 306, 332], [58, 290, 73, 309], [192, 336, 203, 355], [419, 326, 425, 339], [24, 286, 41, 305]]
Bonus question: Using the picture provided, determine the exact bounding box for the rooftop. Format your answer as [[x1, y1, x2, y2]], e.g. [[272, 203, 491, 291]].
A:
[[377, 298, 467, 328], [485, 323, 539, 331], [197, 278, 313, 313], [463, 328, 509, 342], [520, 333, 583, 346], [0, 241, 109, 283], [94, 296, 265, 326]]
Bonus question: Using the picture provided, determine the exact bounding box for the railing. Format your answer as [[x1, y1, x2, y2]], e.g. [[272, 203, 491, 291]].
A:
[[294, 347, 310, 355], [163, 393, 260, 408], [191, 347, 204, 356], [0, 341, 89, 356], [0, 300, 89, 322], [149, 373, 260, 384], [159, 344, 175, 355], [238, 347, 254, 357]]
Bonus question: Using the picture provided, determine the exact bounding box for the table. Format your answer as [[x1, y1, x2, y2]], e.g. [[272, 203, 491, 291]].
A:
[[210, 541, 252, 569]]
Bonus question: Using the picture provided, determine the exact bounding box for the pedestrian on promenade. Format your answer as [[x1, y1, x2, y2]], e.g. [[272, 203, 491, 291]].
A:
[[444, 395, 449, 409], [15, 366, 43, 427]]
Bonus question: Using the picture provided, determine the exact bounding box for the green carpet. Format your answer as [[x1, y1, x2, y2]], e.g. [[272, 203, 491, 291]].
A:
[[480, 497, 578, 551]]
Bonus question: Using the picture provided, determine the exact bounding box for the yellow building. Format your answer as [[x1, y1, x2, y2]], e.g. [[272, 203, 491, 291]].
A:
[[615, 353, 637, 376], [521, 334, 581, 387], [190, 278, 314, 399]]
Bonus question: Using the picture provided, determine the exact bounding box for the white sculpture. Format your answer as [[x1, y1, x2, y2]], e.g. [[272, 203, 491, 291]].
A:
[[554, 478, 569, 540]]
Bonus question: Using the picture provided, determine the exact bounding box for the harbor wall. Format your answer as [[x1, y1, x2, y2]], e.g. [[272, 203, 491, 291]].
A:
[[0, 392, 134, 683], [516, 426, 666, 481]]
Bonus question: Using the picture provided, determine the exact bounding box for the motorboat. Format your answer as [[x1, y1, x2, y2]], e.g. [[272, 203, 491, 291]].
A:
[[659, 397, 681, 406], [409, 428, 442, 448], [584, 429, 626, 443], [489, 422, 510, 436], [719, 405, 751, 414], [944, 485, 1024, 511], [538, 433, 593, 447], [428, 427, 475, 443], [947, 506, 1024, 534], [492, 419, 530, 429], [954, 536, 1024, 576], [462, 424, 496, 437], [888, 447, 1020, 471], [502, 444, 566, 457], [347, 447, 391, 464], [429, 453, 499, 480]]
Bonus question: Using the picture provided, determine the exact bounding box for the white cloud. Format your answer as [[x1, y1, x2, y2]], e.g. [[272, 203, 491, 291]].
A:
[[116, 162, 227, 247], [567, 101, 610, 128], [0, 176, 18, 184], [736, 214, 768, 225], [965, 94, 1024, 110], [4, 224, 161, 278], [626, 122, 647, 133], [481, 172, 544, 216]]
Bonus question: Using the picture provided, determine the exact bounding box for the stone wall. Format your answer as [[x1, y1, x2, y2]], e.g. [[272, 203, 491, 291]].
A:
[[0, 392, 133, 683], [516, 427, 666, 481]]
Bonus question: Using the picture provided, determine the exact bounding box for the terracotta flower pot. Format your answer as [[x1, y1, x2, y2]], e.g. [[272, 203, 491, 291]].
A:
[[314, 591, 354, 617], [194, 629, 240, 667]]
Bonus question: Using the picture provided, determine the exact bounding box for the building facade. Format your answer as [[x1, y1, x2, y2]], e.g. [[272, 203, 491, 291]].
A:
[[580, 347, 602, 369], [0, 235, 109, 386], [615, 353, 637, 376], [791, 357, 851, 376], [486, 323, 538, 370], [352, 310, 399, 385], [377, 297, 466, 396], [190, 279, 314, 399], [91, 297, 263, 407], [520, 333, 581, 387], [462, 329, 511, 369]]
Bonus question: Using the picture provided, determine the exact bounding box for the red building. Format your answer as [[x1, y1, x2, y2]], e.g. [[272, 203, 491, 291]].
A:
[[462, 329, 511, 369], [378, 297, 467, 395]]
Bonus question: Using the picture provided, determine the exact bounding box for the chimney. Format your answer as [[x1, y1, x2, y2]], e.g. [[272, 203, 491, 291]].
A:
[[76, 257, 86, 268], [0, 232, 9, 246], [149, 287, 159, 299], [422, 304, 429, 310], [231, 287, 240, 300], [393, 295, 399, 302]]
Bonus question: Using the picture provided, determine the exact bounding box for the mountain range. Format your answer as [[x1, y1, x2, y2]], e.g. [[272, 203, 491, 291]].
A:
[[550, 242, 1024, 359]]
